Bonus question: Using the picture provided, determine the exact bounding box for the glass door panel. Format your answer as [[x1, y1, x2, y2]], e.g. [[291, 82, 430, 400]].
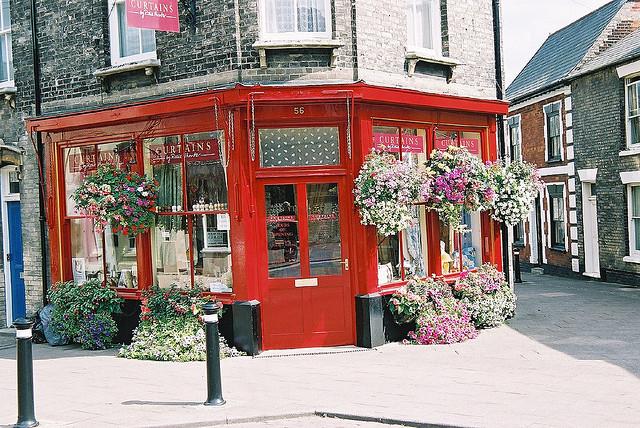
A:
[[265, 184, 301, 278], [306, 183, 342, 276]]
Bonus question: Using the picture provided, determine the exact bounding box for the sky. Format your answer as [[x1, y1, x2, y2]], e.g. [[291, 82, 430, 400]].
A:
[[503, 0, 613, 86]]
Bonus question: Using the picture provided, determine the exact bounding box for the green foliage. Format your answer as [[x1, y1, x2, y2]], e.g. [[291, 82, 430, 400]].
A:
[[140, 285, 216, 323], [48, 279, 122, 349]]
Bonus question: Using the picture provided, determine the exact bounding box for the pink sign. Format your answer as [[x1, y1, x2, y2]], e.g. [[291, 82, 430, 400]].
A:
[[373, 133, 424, 153], [126, 0, 180, 33], [434, 138, 480, 155], [149, 139, 220, 165]]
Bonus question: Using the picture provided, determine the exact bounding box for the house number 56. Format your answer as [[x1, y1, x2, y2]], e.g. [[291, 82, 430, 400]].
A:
[[293, 106, 305, 115]]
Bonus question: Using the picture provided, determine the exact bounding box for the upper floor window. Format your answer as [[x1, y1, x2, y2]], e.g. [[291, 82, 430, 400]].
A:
[[626, 76, 640, 148], [260, 0, 332, 40], [0, 0, 13, 86], [407, 0, 441, 55], [507, 115, 522, 161], [108, 0, 156, 65], [544, 102, 563, 162]]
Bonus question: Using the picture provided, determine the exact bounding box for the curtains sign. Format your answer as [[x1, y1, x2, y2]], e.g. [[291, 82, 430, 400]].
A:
[[126, 0, 180, 33]]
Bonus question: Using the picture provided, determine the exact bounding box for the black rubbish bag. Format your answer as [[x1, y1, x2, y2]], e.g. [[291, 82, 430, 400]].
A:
[[39, 304, 69, 346], [32, 310, 47, 344]]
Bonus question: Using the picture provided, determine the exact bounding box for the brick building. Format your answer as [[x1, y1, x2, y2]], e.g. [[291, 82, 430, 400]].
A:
[[506, 0, 640, 278], [569, 29, 640, 284], [1, 0, 508, 351]]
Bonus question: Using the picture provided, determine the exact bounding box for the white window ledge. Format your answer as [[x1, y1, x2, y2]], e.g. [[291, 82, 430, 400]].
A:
[[620, 147, 640, 157], [405, 50, 462, 77], [94, 59, 161, 79], [623, 255, 640, 264], [253, 39, 344, 69]]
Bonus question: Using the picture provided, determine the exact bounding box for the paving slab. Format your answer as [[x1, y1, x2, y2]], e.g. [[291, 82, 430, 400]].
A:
[[0, 273, 639, 427]]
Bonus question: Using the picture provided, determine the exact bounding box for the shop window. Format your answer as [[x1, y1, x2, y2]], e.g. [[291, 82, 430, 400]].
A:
[[548, 185, 565, 250], [406, 0, 441, 55], [627, 185, 640, 257], [64, 141, 139, 288], [260, 0, 332, 40], [108, 0, 156, 65], [507, 115, 522, 161], [626, 75, 640, 148], [439, 210, 482, 274], [544, 102, 562, 162], [144, 132, 232, 292], [375, 126, 430, 285], [0, 0, 13, 85], [435, 130, 483, 158], [259, 127, 339, 167]]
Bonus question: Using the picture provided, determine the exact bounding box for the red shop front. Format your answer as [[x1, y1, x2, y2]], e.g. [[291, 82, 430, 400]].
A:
[[29, 83, 508, 353]]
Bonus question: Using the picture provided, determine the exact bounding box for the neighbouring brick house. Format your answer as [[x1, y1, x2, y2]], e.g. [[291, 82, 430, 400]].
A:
[[2, 0, 509, 351], [569, 29, 640, 284], [506, 0, 640, 278]]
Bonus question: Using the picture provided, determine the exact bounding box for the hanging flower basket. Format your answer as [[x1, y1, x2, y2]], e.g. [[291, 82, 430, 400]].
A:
[[354, 150, 422, 236], [490, 160, 543, 226], [421, 146, 495, 230], [72, 164, 159, 236]]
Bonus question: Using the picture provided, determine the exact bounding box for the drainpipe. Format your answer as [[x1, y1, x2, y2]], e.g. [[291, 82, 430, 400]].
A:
[[492, 0, 510, 282], [30, 0, 48, 306]]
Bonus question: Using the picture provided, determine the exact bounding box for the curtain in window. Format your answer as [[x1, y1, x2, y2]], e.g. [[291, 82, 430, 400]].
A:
[[0, 34, 8, 82], [404, 206, 425, 277], [297, 0, 326, 32], [548, 113, 560, 138], [154, 164, 184, 231], [265, 0, 295, 33], [117, 2, 155, 57], [407, 0, 436, 49]]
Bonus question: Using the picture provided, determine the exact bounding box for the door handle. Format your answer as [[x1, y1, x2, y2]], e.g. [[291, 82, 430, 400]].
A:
[[340, 258, 349, 271], [6, 253, 10, 262]]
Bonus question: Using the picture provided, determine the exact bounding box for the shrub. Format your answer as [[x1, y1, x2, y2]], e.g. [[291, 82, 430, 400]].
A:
[[390, 277, 477, 345], [48, 279, 122, 350], [119, 285, 244, 362], [453, 264, 517, 328]]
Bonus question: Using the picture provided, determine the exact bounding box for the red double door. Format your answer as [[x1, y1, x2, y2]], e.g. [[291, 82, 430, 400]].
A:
[[257, 176, 354, 349]]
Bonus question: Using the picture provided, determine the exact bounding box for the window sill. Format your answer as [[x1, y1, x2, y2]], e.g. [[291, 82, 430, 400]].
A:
[[549, 246, 567, 253], [405, 50, 462, 77], [623, 256, 640, 264], [94, 59, 161, 79], [619, 147, 640, 157], [253, 39, 344, 69], [546, 158, 563, 164]]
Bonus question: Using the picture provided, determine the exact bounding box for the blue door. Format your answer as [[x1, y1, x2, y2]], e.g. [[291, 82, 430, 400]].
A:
[[7, 201, 25, 321]]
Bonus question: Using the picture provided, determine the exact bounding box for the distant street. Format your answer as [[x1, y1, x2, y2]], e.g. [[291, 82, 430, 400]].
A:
[[1, 273, 639, 428]]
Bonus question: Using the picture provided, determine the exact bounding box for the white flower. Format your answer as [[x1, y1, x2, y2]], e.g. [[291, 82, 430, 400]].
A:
[[137, 186, 144, 192]]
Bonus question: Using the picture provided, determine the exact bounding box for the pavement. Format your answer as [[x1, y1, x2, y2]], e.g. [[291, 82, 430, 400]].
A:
[[1, 273, 639, 428]]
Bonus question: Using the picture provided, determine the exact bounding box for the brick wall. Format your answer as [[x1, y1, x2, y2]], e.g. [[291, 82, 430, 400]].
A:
[[572, 65, 640, 284]]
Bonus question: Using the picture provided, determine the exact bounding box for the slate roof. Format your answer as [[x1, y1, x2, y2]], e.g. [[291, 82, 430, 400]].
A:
[[568, 28, 640, 77], [506, 0, 627, 102]]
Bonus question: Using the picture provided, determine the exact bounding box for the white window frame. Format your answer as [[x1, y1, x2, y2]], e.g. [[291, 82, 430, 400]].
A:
[[627, 184, 640, 259], [0, 0, 13, 88], [507, 114, 522, 162], [545, 183, 567, 252], [543, 101, 564, 162], [625, 75, 640, 149], [258, 0, 333, 42], [108, 0, 157, 66], [406, 0, 442, 57]]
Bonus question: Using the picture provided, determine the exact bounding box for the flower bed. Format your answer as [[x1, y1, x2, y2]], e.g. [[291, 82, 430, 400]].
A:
[[47, 279, 123, 350], [388, 264, 517, 345], [119, 286, 244, 362]]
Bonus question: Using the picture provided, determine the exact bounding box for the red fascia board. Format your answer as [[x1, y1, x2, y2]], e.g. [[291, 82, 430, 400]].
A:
[[27, 82, 509, 133]]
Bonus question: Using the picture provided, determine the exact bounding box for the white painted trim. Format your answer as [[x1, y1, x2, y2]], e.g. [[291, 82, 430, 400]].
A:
[[578, 168, 598, 183], [623, 255, 640, 264], [620, 148, 640, 157], [583, 271, 601, 279], [108, 0, 157, 66], [508, 86, 571, 112], [538, 164, 572, 177], [1, 166, 20, 327], [620, 171, 640, 184], [626, 185, 640, 259], [258, 0, 333, 42], [624, 76, 640, 149], [543, 100, 564, 162], [617, 59, 640, 78], [581, 183, 600, 276]]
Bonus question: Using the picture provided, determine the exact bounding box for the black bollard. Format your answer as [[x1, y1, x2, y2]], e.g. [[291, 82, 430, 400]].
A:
[[203, 302, 225, 406], [513, 248, 522, 284], [14, 318, 38, 428]]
